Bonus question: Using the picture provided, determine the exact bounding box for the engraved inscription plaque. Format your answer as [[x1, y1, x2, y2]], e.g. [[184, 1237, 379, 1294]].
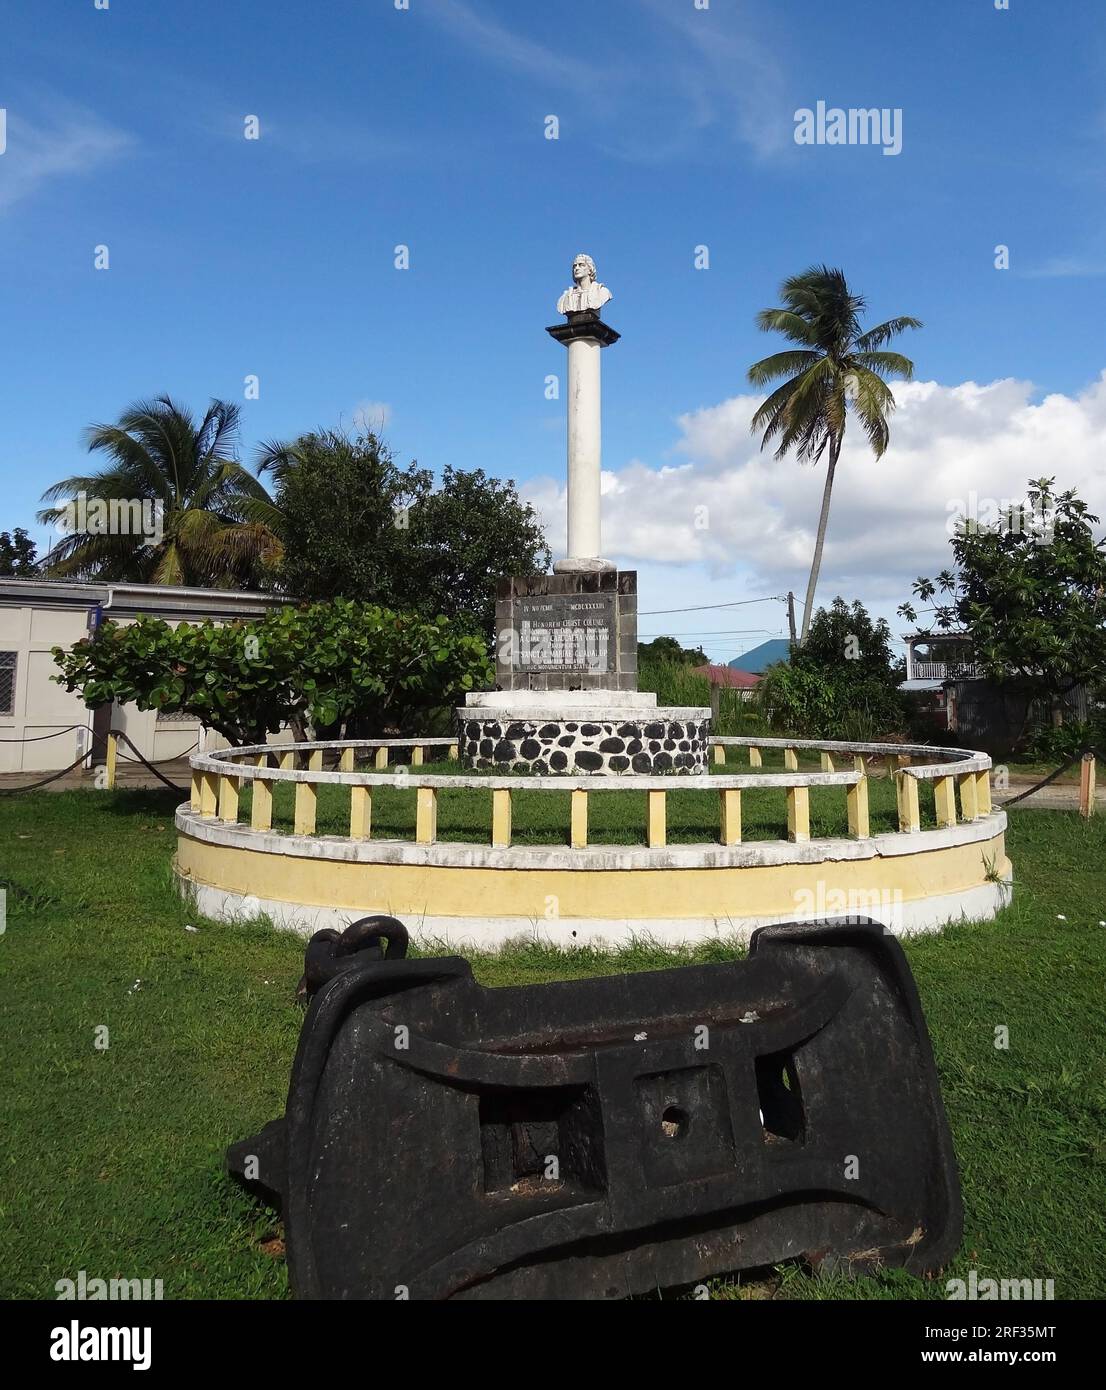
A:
[[514, 593, 616, 674]]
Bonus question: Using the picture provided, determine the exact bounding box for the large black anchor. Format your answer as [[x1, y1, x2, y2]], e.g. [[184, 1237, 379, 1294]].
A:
[[231, 917, 963, 1299]]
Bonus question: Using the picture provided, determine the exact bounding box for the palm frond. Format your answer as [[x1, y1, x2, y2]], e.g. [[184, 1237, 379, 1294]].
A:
[[747, 350, 821, 387], [754, 309, 817, 345], [852, 350, 916, 380], [854, 317, 923, 352]]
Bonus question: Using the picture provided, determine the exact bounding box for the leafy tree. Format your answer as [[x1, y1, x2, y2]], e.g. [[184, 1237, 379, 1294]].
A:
[[256, 430, 428, 612], [899, 477, 1106, 711], [52, 599, 493, 746], [756, 598, 906, 739], [402, 464, 550, 638], [747, 267, 921, 643], [638, 635, 709, 665], [0, 527, 37, 576], [260, 430, 549, 638], [38, 397, 279, 587]]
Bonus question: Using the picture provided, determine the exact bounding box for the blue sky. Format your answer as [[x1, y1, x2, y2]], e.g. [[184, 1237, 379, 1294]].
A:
[[2, 0, 1105, 660]]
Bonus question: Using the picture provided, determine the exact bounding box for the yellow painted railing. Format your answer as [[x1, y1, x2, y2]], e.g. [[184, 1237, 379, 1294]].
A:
[[186, 737, 994, 853]]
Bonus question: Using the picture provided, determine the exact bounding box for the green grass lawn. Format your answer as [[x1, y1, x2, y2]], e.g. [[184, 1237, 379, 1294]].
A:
[[1, 783, 1104, 1300]]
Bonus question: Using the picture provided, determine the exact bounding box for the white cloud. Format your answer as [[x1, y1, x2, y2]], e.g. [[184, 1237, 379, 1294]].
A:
[[0, 104, 132, 213], [352, 400, 393, 432], [524, 371, 1106, 646]]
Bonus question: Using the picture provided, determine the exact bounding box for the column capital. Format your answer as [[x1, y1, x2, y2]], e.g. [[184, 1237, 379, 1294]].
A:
[[546, 311, 621, 348]]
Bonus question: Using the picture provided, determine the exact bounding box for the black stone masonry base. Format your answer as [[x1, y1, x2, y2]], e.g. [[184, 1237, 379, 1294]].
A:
[[456, 713, 712, 775]]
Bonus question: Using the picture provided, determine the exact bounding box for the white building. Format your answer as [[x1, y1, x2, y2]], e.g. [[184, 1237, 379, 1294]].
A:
[[0, 579, 287, 772]]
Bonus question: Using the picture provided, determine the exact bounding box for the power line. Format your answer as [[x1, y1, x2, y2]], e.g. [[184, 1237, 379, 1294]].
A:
[[638, 628, 780, 639], [638, 595, 788, 616]]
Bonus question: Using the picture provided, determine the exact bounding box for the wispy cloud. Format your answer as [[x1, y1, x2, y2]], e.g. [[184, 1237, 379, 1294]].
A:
[[427, 0, 609, 95], [193, 106, 423, 165], [352, 400, 393, 432], [1023, 254, 1106, 279], [0, 102, 133, 213], [423, 0, 788, 164]]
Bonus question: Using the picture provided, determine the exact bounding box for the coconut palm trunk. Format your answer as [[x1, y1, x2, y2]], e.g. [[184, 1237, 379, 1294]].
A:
[[800, 431, 842, 642]]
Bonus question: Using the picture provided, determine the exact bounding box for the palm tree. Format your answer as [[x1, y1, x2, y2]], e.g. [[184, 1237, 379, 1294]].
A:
[[747, 266, 921, 643], [38, 396, 281, 587]]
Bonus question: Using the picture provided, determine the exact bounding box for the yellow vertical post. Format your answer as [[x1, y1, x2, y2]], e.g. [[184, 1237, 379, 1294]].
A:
[[491, 787, 512, 848], [854, 754, 867, 776], [190, 770, 202, 812], [820, 751, 835, 772], [218, 774, 240, 823], [105, 732, 118, 789], [339, 747, 355, 772], [976, 768, 992, 815], [349, 785, 371, 840], [712, 743, 725, 766], [448, 742, 459, 760], [294, 781, 317, 836], [570, 790, 588, 849], [647, 790, 667, 848], [251, 768, 273, 832], [412, 745, 424, 767], [279, 749, 295, 771], [958, 771, 978, 822], [787, 784, 810, 842], [200, 771, 218, 818], [416, 787, 437, 844], [719, 788, 742, 845], [308, 748, 323, 772], [1080, 753, 1097, 819], [897, 771, 921, 833], [374, 745, 388, 770], [847, 776, 869, 839], [784, 747, 799, 771], [749, 746, 762, 767], [934, 775, 956, 828]]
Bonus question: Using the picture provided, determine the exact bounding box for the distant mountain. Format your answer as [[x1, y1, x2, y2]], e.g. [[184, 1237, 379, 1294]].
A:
[[728, 638, 792, 675]]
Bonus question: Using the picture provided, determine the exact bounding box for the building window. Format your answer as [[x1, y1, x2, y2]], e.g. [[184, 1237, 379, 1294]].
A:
[[0, 651, 15, 716]]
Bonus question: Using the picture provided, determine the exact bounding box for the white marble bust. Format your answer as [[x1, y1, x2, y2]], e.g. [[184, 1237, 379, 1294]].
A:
[[557, 254, 612, 315]]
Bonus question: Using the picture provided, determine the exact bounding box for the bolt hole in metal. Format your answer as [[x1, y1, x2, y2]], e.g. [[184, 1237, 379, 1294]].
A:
[[660, 1105, 688, 1139]]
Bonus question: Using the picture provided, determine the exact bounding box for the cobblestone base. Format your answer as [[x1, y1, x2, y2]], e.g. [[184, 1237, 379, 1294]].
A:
[[457, 715, 712, 774]]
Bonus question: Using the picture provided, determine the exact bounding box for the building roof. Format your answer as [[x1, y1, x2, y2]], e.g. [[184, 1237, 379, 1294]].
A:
[[728, 638, 792, 675], [693, 663, 760, 689], [0, 577, 289, 621]]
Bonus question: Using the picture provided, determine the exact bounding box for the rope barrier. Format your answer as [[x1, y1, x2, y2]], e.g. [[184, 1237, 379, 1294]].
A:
[[0, 729, 189, 795], [115, 739, 199, 766], [109, 730, 189, 795], [0, 723, 88, 744], [0, 752, 90, 795], [999, 745, 1101, 809]]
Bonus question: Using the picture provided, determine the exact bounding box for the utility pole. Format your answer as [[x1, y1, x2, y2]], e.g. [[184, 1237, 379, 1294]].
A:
[[787, 591, 797, 646]]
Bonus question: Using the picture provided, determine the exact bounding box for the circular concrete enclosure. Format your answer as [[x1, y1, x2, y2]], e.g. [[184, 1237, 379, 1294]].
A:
[[175, 737, 1011, 948]]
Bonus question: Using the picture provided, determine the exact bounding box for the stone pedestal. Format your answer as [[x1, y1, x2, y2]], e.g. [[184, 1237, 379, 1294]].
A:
[[457, 570, 712, 775]]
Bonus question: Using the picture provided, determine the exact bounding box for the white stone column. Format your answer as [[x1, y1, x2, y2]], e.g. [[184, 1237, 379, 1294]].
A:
[[565, 335, 603, 565]]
